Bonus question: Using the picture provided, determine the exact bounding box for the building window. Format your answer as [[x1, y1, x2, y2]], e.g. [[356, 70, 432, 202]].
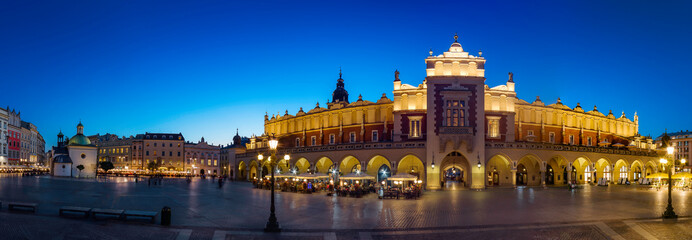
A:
[[549, 132, 555, 144], [443, 100, 465, 127], [329, 134, 335, 145], [372, 131, 378, 142], [295, 138, 300, 147], [208, 160, 211, 165], [169, 143, 172, 147], [311, 136, 317, 146], [569, 135, 575, 145], [350, 132, 356, 143], [409, 116, 422, 138], [487, 117, 500, 138], [178, 152, 181, 156], [214, 160, 217, 166], [146, 151, 149, 156], [587, 137, 592, 146], [162, 151, 165, 156]]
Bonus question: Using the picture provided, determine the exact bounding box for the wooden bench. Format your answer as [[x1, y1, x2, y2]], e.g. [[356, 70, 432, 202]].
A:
[[123, 210, 158, 223], [91, 208, 124, 219], [7, 202, 37, 213], [59, 206, 92, 218]]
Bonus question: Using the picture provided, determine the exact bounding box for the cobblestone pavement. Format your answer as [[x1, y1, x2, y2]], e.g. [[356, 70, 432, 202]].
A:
[[1, 211, 691, 239], [1, 175, 691, 239]]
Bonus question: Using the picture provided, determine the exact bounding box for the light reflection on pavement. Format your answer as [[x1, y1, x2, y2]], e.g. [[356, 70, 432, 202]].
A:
[[0, 174, 689, 230]]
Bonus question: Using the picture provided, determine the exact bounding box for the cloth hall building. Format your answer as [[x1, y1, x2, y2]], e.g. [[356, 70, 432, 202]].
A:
[[231, 36, 661, 190]]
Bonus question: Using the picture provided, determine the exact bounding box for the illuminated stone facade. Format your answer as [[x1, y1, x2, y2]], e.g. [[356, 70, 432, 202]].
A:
[[233, 35, 661, 189]]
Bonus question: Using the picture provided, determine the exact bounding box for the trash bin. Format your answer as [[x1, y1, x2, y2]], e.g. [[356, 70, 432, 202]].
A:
[[161, 206, 171, 226]]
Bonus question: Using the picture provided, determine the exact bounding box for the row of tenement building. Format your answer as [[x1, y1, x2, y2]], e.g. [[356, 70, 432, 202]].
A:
[[46, 123, 248, 177], [0, 107, 46, 168]]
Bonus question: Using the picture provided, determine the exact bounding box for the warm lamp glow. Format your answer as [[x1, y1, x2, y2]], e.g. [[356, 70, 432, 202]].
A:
[[269, 139, 279, 150], [660, 158, 668, 164], [258, 154, 264, 160], [284, 154, 290, 161], [667, 146, 674, 155], [682, 159, 687, 164]]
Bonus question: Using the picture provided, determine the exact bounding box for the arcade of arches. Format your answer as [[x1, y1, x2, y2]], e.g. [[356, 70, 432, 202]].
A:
[[235, 150, 659, 189]]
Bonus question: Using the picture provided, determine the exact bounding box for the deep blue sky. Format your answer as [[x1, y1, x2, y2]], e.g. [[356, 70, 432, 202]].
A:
[[2, 1, 691, 151]]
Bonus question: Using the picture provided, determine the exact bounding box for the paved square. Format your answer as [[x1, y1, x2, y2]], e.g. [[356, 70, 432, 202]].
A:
[[0, 174, 690, 239]]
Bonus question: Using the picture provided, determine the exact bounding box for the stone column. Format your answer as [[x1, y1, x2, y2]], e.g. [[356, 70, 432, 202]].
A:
[[541, 171, 546, 188], [511, 169, 517, 187], [566, 165, 572, 183]]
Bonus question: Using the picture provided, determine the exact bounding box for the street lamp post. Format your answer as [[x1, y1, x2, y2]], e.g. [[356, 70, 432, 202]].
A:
[[661, 146, 677, 219], [258, 134, 284, 232]]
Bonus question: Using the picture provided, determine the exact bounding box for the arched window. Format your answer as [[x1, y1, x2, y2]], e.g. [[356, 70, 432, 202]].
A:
[[584, 165, 591, 182]]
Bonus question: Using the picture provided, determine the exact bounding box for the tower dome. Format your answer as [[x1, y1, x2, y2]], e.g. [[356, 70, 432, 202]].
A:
[[331, 68, 349, 103], [449, 33, 463, 53], [233, 129, 242, 145]]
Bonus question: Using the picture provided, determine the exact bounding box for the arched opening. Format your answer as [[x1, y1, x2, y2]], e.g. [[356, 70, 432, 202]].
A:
[[645, 162, 655, 176], [486, 154, 511, 186], [613, 160, 628, 183], [440, 151, 470, 190], [261, 164, 270, 178], [516, 155, 541, 186], [295, 158, 310, 174], [277, 159, 290, 174], [572, 157, 593, 184], [315, 157, 334, 174], [366, 155, 391, 177], [546, 156, 566, 185], [200, 169, 205, 175], [631, 160, 644, 182], [339, 156, 361, 174], [238, 161, 247, 180], [396, 154, 425, 179], [594, 158, 611, 182]]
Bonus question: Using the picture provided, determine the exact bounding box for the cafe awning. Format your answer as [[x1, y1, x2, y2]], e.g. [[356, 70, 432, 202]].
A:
[[387, 173, 418, 181], [296, 173, 329, 180], [646, 173, 669, 179], [340, 172, 375, 180], [672, 172, 692, 179]]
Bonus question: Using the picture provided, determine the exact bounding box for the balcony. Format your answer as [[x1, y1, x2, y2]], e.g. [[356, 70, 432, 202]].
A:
[[439, 126, 473, 135]]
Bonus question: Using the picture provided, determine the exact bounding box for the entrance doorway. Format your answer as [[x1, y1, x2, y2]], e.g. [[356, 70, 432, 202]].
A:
[[444, 167, 464, 189], [488, 169, 499, 186], [440, 151, 470, 190], [516, 164, 528, 185], [546, 165, 554, 185]]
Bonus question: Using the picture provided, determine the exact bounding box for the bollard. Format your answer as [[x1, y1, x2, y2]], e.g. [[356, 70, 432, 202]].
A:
[[161, 206, 171, 226]]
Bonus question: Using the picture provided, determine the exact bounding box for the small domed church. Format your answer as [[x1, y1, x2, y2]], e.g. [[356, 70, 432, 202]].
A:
[[50, 122, 98, 178]]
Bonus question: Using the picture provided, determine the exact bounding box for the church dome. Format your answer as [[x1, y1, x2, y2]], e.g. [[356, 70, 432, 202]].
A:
[[68, 121, 92, 146], [68, 134, 92, 146]]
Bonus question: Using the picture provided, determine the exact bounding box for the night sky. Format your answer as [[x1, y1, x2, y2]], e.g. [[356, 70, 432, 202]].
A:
[[2, 1, 691, 150]]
